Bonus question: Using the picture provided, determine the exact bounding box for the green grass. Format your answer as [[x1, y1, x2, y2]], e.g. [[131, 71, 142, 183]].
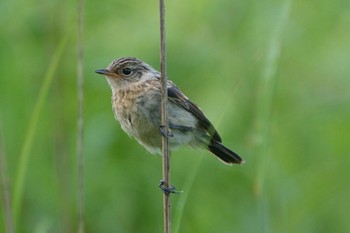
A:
[[1, 0, 350, 232], [12, 24, 72, 225]]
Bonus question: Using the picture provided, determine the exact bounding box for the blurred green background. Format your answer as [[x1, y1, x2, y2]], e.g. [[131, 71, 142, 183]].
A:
[[1, 0, 350, 232]]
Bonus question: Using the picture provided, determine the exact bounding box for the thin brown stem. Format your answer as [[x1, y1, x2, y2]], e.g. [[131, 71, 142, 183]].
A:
[[77, 0, 85, 232], [159, 0, 171, 233]]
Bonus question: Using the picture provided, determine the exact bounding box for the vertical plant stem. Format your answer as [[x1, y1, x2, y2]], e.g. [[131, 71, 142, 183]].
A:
[[12, 26, 72, 225], [254, 0, 292, 232], [159, 0, 171, 233], [77, 0, 85, 232], [0, 123, 14, 233], [255, 0, 291, 194]]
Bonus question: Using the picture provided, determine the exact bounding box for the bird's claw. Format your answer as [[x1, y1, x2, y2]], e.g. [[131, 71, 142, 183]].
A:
[[159, 180, 182, 194], [159, 125, 174, 138]]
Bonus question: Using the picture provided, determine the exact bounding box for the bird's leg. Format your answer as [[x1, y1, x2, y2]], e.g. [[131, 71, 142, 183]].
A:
[[159, 125, 174, 138], [159, 180, 183, 194]]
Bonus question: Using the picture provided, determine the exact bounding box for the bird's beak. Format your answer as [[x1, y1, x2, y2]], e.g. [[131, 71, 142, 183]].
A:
[[95, 69, 112, 76]]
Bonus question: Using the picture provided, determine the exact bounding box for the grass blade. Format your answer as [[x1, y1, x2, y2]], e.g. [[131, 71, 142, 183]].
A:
[[253, 0, 292, 232], [12, 24, 72, 225]]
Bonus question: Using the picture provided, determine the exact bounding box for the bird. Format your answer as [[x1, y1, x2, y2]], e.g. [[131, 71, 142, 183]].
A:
[[95, 57, 244, 165]]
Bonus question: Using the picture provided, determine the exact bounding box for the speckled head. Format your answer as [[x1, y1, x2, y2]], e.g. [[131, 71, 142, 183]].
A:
[[95, 57, 159, 89]]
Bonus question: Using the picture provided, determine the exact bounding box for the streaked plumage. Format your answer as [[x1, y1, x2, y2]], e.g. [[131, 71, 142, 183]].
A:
[[95, 57, 244, 165]]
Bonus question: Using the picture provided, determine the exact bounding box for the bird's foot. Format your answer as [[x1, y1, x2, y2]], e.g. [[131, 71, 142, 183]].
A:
[[159, 180, 182, 194], [159, 125, 174, 138]]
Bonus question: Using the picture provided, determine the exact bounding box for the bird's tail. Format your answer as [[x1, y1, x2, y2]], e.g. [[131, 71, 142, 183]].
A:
[[208, 141, 244, 165]]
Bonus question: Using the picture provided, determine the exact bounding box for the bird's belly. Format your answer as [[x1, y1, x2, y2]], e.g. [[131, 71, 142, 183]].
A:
[[116, 108, 197, 154], [112, 90, 200, 154]]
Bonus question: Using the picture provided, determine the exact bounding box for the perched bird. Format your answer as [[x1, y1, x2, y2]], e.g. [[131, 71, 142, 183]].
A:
[[95, 57, 244, 165]]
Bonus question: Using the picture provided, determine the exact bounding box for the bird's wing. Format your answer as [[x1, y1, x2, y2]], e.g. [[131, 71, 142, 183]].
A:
[[167, 82, 222, 142]]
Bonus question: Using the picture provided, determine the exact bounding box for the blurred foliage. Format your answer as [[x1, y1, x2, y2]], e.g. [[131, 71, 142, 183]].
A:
[[1, 0, 350, 232]]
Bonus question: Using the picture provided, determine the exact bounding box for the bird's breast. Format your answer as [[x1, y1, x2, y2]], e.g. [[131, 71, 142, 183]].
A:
[[112, 88, 142, 136]]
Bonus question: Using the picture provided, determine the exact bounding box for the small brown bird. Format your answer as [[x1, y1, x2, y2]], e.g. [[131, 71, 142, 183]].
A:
[[95, 57, 244, 165]]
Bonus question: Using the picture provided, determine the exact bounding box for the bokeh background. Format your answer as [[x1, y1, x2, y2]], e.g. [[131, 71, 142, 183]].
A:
[[1, 0, 350, 232]]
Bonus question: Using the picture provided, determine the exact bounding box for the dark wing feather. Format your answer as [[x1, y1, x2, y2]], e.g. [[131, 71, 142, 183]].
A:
[[167, 84, 222, 142]]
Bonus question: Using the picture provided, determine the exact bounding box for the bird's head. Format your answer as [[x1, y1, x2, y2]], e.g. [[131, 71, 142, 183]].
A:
[[95, 57, 159, 90]]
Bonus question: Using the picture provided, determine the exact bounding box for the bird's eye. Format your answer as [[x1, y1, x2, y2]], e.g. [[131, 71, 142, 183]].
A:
[[122, 68, 132, 76]]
